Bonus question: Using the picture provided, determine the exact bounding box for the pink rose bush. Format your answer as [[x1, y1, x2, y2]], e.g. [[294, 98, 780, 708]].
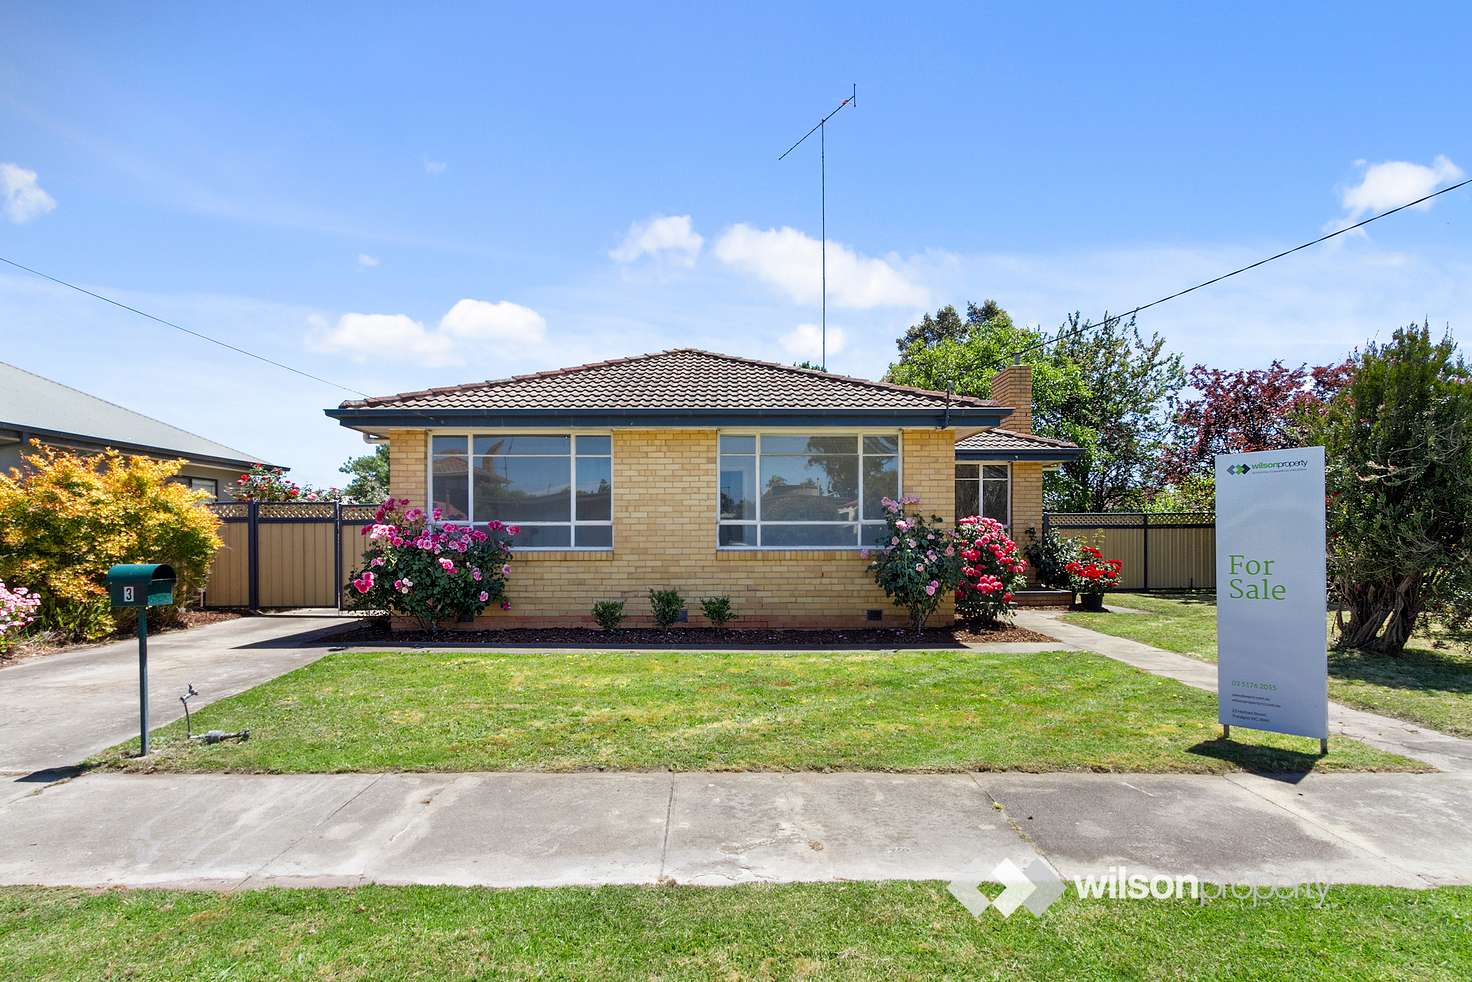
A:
[[0, 579, 41, 652], [954, 516, 1028, 628], [866, 496, 962, 632], [344, 498, 515, 631]]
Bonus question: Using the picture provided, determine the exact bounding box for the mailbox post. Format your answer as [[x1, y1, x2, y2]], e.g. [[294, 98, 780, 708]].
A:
[[106, 564, 177, 756]]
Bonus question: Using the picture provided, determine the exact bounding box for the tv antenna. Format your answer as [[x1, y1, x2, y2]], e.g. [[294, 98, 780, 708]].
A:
[[778, 83, 856, 371]]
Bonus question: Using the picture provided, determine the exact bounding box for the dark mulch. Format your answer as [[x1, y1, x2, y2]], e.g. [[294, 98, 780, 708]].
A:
[[328, 619, 1057, 650]]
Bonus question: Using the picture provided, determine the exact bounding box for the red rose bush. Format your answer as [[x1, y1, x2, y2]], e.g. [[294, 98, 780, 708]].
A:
[[953, 515, 1028, 627]]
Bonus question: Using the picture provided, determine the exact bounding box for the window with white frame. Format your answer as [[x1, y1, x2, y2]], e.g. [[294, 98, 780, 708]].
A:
[[718, 433, 900, 548], [955, 463, 1010, 526], [429, 434, 612, 549]]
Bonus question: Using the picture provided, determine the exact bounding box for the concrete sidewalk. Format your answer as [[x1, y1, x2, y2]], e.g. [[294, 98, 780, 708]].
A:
[[0, 612, 357, 776], [2, 770, 1468, 890], [1015, 609, 1472, 773]]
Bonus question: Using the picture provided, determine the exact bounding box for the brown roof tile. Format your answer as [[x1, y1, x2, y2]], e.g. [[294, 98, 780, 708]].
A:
[[955, 428, 1080, 452], [337, 349, 1004, 412]]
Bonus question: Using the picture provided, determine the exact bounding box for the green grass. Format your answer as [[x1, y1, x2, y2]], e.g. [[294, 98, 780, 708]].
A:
[[3, 883, 1470, 980], [1065, 594, 1472, 738], [91, 647, 1417, 774]]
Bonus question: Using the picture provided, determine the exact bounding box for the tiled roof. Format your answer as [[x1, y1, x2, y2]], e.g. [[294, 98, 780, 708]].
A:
[[337, 349, 1003, 412], [955, 428, 1080, 453]]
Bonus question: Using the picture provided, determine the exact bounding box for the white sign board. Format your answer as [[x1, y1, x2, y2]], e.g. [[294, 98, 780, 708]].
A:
[[1215, 446, 1328, 740]]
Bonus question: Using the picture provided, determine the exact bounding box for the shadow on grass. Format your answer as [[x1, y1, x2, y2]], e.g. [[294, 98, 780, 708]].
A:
[[1186, 737, 1322, 780], [1328, 645, 1472, 696]]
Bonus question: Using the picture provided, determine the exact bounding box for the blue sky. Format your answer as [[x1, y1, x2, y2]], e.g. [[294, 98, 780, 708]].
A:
[[2, 2, 1468, 486]]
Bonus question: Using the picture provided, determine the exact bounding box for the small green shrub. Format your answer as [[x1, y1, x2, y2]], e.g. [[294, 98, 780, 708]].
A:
[[699, 595, 735, 628], [591, 600, 626, 631], [648, 588, 684, 629], [1023, 528, 1083, 589]]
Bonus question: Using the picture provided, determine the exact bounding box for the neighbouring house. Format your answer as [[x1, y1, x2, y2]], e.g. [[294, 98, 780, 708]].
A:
[[0, 360, 276, 500], [326, 349, 1078, 629]]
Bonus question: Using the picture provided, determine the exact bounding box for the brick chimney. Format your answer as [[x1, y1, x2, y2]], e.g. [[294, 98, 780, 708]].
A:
[[990, 363, 1033, 434]]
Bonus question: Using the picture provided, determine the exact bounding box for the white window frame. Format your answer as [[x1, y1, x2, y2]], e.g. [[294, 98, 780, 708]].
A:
[[425, 430, 613, 552], [954, 461, 1011, 528], [716, 430, 903, 551]]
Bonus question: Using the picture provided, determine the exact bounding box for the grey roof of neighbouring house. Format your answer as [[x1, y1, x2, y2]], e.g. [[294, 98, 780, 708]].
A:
[[0, 361, 273, 468], [327, 348, 1013, 429], [955, 428, 1081, 462]]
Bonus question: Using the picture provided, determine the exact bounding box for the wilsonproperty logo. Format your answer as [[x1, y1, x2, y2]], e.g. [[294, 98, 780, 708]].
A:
[[948, 858, 1067, 918], [1227, 459, 1308, 476], [948, 859, 1330, 918]]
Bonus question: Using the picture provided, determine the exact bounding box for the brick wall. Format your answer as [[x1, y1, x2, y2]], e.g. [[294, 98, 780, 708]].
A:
[[386, 426, 955, 629], [1010, 461, 1045, 542], [990, 364, 1033, 434]]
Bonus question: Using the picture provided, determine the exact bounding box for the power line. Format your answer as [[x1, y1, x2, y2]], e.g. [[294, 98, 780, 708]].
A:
[[1010, 174, 1472, 361], [0, 255, 370, 397]]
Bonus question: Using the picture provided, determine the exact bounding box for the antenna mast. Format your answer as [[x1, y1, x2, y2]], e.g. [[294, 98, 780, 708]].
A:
[[778, 83, 856, 371]]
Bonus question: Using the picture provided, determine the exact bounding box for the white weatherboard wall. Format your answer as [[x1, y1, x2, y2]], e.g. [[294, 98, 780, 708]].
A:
[[1215, 447, 1328, 740]]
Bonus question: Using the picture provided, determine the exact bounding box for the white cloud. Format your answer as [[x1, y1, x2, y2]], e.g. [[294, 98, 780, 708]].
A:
[[439, 298, 546, 342], [312, 298, 547, 366], [713, 224, 927, 309], [1337, 155, 1463, 225], [1, 162, 57, 223], [313, 312, 454, 365], [779, 322, 847, 361], [423, 158, 447, 176], [609, 214, 703, 266], [356, 253, 381, 269]]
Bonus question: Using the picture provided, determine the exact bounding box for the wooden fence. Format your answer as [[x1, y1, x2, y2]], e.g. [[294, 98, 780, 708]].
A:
[[1043, 511, 1215, 591], [200, 502, 377, 609]]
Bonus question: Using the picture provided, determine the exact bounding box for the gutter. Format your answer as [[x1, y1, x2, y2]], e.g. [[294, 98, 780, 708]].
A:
[[0, 422, 280, 471], [324, 406, 1014, 430]]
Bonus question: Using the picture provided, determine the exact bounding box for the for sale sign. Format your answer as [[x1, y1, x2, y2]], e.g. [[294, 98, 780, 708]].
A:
[[1215, 446, 1328, 740]]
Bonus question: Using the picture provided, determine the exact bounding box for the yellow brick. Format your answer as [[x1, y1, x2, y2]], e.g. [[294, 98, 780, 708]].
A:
[[380, 425, 1053, 629]]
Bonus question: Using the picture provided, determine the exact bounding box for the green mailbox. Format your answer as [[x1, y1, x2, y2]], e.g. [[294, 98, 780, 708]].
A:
[[106, 564, 176, 609], [106, 563, 176, 757]]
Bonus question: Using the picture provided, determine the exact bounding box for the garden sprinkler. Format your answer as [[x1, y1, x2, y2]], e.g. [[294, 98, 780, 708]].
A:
[[178, 683, 250, 744]]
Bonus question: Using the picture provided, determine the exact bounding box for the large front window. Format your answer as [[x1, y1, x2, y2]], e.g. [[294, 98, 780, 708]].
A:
[[955, 463, 1010, 526], [718, 433, 900, 548], [430, 433, 612, 549]]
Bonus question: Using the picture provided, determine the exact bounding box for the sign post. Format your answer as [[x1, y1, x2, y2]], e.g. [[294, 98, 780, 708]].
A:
[[1215, 447, 1329, 752]]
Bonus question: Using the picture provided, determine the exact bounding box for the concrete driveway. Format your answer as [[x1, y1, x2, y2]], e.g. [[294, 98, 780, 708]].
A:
[[0, 612, 356, 776]]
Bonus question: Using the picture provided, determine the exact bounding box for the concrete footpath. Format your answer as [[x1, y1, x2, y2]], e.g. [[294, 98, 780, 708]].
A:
[[0, 612, 357, 776], [1015, 609, 1472, 773], [2, 770, 1469, 890]]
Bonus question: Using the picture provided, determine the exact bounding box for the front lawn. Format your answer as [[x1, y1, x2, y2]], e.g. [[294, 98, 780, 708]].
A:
[[1065, 594, 1472, 738], [3, 883, 1470, 980], [92, 647, 1416, 774]]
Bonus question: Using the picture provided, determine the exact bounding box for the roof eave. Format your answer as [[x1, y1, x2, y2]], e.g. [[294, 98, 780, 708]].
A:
[[325, 406, 1013, 430], [0, 422, 280, 471]]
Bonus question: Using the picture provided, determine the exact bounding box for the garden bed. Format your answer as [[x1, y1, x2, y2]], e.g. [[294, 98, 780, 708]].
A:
[[327, 619, 1055, 649]]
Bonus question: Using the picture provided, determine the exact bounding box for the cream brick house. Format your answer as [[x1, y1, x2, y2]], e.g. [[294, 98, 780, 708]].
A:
[[326, 349, 1077, 629]]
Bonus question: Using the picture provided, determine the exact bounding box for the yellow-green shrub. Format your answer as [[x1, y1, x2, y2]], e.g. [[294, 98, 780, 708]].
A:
[[0, 444, 222, 640]]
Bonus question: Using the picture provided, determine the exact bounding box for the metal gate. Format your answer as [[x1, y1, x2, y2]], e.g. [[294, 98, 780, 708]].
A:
[[1043, 512, 1215, 591], [200, 502, 377, 609]]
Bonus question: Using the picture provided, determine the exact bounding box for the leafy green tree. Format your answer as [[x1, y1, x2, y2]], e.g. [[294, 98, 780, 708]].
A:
[[1311, 324, 1472, 656], [887, 303, 1182, 511], [339, 445, 390, 503], [1049, 313, 1185, 511]]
